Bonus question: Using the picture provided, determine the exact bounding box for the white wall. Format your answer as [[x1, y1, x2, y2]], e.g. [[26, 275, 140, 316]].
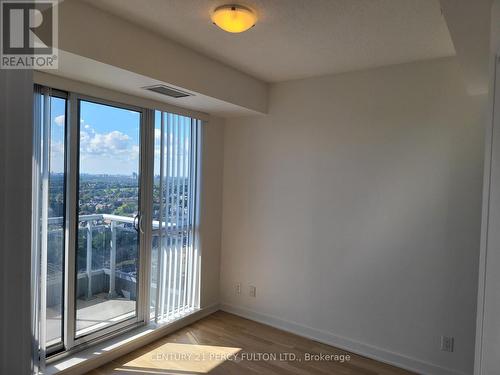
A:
[[220, 57, 486, 375], [439, 0, 491, 95], [200, 116, 225, 307], [0, 68, 34, 374]]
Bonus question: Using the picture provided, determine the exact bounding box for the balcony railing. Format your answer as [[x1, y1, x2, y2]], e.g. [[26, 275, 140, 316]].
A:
[[47, 214, 142, 305], [45, 212, 196, 342], [46, 214, 191, 306]]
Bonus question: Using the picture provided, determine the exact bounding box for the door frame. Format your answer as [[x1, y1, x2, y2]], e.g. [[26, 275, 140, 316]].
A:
[[63, 92, 154, 350], [474, 48, 500, 375]]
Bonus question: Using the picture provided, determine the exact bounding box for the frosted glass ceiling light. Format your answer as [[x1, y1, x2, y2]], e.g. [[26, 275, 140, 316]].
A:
[[211, 4, 257, 33]]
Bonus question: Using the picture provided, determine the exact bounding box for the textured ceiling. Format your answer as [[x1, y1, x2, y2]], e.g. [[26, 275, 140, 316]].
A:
[[84, 0, 455, 83]]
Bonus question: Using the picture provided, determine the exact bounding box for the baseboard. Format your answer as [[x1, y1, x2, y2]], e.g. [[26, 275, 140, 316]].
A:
[[220, 303, 466, 375]]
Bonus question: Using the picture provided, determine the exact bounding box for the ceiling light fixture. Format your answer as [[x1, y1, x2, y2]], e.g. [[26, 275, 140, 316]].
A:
[[211, 4, 257, 33]]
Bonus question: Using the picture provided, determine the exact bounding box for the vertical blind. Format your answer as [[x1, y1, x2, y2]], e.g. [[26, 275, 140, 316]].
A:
[[153, 112, 201, 323]]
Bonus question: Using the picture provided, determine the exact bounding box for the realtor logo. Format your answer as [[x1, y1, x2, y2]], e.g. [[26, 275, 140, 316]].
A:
[[1, 0, 58, 69]]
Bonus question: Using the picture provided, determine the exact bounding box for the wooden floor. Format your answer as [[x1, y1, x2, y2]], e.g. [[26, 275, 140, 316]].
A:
[[87, 311, 414, 375]]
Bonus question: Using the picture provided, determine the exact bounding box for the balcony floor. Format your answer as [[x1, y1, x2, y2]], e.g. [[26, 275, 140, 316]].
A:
[[46, 293, 136, 346]]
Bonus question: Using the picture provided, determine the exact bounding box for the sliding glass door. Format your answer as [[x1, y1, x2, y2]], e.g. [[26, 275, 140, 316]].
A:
[[75, 99, 142, 339], [33, 85, 202, 364]]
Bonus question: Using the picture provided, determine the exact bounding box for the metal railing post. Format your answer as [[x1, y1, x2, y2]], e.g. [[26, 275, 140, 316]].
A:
[[109, 220, 117, 298], [86, 221, 93, 299]]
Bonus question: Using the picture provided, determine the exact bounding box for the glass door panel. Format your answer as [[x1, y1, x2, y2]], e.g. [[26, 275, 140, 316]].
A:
[[37, 92, 67, 352], [75, 99, 141, 338]]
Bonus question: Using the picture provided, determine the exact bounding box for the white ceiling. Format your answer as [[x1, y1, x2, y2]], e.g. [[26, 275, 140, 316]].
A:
[[84, 0, 455, 83]]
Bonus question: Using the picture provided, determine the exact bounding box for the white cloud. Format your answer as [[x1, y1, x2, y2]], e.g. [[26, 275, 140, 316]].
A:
[[51, 141, 64, 154], [50, 141, 65, 172], [154, 128, 161, 140], [80, 124, 138, 162], [54, 115, 65, 126]]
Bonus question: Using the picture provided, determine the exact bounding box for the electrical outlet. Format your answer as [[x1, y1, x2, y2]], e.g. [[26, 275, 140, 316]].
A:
[[440, 336, 454, 352], [249, 285, 256, 298], [235, 282, 241, 295]]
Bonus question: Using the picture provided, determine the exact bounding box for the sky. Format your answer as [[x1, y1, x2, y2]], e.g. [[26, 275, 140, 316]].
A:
[[79, 100, 140, 175], [50, 98, 192, 176], [50, 98, 140, 175]]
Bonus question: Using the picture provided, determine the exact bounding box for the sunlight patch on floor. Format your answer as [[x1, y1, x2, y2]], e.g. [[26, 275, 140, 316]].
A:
[[112, 343, 241, 374]]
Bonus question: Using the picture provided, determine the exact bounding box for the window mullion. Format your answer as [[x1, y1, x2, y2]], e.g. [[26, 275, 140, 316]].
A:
[[138, 108, 155, 324], [64, 92, 78, 350]]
